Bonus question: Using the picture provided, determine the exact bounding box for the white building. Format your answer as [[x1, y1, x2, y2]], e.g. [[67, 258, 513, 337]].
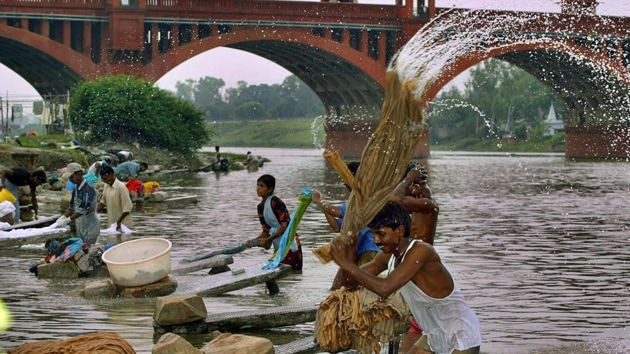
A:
[[544, 103, 564, 136]]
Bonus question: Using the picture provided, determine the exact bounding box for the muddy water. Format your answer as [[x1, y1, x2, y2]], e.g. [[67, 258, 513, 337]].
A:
[[1, 148, 630, 354]]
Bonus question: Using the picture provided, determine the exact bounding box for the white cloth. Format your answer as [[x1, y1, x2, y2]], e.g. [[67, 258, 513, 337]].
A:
[[262, 195, 298, 252], [389, 240, 481, 354], [100, 223, 133, 235], [0, 201, 15, 218], [55, 216, 70, 227]]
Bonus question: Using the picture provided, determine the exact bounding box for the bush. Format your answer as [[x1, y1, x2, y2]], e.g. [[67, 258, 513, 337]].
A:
[[69, 75, 211, 155]]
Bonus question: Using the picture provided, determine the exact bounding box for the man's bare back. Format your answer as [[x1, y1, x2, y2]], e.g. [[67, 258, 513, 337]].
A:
[[392, 166, 439, 245]]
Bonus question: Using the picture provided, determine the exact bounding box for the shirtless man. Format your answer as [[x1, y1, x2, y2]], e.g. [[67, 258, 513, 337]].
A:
[[330, 201, 481, 354], [391, 163, 439, 341], [391, 164, 439, 245]]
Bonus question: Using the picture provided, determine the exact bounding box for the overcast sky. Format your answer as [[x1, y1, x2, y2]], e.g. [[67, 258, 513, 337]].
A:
[[1, 0, 629, 104]]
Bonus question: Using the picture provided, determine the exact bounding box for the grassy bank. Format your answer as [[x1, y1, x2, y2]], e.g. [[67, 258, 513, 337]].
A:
[[431, 137, 563, 153], [208, 119, 564, 153], [209, 118, 325, 148]]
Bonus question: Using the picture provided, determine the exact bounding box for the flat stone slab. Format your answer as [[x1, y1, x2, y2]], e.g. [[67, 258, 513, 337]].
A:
[[171, 255, 234, 275], [174, 264, 291, 296], [206, 304, 318, 331], [163, 195, 198, 208], [154, 304, 318, 335], [275, 337, 319, 354], [143, 195, 198, 210]]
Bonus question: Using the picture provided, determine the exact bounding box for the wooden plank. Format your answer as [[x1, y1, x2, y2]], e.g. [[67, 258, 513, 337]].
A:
[[170, 254, 234, 275], [207, 304, 318, 331], [275, 337, 319, 354], [174, 264, 291, 296], [164, 195, 198, 208], [154, 305, 319, 336]]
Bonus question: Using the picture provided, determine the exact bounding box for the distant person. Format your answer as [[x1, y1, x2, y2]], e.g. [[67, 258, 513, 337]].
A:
[[330, 201, 481, 354], [117, 150, 133, 164], [97, 165, 133, 232], [85, 157, 112, 184], [61, 163, 99, 246], [391, 163, 439, 245], [114, 161, 148, 181], [0, 167, 46, 223], [244, 151, 260, 172], [244, 151, 253, 165], [213, 146, 221, 165], [88, 157, 112, 177], [311, 161, 380, 290]]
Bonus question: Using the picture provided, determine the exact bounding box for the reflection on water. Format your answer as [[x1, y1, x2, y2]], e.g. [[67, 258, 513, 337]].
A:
[[1, 148, 630, 353]]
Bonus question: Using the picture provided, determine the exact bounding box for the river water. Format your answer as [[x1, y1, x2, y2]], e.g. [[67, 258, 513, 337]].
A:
[[1, 147, 630, 354]]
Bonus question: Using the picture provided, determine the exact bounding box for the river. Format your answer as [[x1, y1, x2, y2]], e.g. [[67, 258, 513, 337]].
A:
[[1, 147, 629, 354]]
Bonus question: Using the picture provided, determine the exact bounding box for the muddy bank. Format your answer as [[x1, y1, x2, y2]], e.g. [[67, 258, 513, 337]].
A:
[[0, 142, 209, 174]]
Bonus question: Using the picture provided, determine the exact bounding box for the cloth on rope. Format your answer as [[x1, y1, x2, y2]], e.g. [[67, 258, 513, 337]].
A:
[[262, 188, 312, 270], [314, 286, 410, 353]]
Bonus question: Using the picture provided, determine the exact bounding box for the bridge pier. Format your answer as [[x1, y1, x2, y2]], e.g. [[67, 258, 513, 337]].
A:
[[324, 118, 429, 159], [565, 125, 630, 159]]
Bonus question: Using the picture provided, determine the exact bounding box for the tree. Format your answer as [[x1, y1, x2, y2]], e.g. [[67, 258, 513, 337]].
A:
[[69, 74, 210, 155], [175, 79, 195, 102], [430, 58, 567, 145], [236, 102, 269, 120]]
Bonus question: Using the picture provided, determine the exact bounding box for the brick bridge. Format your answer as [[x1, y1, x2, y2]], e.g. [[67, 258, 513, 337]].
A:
[[1, 0, 630, 158]]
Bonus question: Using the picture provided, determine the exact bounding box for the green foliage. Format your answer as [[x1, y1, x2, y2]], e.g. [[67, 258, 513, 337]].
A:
[[513, 125, 527, 140], [236, 102, 269, 119], [430, 58, 567, 151], [173, 75, 325, 121], [69, 75, 210, 155], [549, 132, 566, 146], [528, 123, 548, 143]]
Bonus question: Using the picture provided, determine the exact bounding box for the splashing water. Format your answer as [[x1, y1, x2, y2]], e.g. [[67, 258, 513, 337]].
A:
[[310, 115, 326, 149], [389, 8, 630, 157]]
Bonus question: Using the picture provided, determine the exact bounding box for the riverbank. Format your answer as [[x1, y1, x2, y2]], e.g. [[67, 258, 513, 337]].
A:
[[208, 118, 564, 153], [0, 136, 255, 174]]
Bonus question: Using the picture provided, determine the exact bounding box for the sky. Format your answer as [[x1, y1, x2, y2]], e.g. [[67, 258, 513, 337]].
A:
[[1, 0, 629, 106]]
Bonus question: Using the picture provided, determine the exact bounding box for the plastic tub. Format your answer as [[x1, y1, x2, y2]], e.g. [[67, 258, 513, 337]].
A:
[[101, 238, 172, 287], [0, 189, 16, 203]]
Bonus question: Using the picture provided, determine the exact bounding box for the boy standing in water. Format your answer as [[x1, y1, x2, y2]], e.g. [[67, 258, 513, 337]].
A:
[[330, 201, 481, 354], [248, 174, 303, 294]]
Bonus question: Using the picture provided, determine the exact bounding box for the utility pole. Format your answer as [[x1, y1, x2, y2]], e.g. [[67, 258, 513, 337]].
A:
[[1, 92, 5, 142]]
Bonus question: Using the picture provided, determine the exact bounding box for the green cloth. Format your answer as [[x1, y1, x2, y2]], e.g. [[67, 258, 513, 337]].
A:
[[263, 188, 312, 269]]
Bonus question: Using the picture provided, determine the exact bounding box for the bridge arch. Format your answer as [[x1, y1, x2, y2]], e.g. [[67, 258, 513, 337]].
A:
[[0, 24, 97, 96], [425, 39, 630, 125], [143, 27, 386, 118]]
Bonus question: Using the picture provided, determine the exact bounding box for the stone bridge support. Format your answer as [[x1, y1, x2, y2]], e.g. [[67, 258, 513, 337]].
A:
[[324, 105, 429, 158]]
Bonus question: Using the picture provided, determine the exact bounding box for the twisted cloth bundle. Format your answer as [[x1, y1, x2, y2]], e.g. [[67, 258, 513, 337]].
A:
[[314, 287, 409, 353], [313, 71, 426, 264], [8, 332, 136, 354]]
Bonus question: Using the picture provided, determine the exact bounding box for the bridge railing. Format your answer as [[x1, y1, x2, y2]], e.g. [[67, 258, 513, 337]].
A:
[[2, 0, 402, 24], [145, 0, 401, 23], [0, 0, 104, 10]]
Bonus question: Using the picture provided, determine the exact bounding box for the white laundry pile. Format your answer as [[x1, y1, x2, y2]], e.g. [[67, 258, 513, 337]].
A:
[[100, 223, 133, 235], [0, 200, 15, 219]]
